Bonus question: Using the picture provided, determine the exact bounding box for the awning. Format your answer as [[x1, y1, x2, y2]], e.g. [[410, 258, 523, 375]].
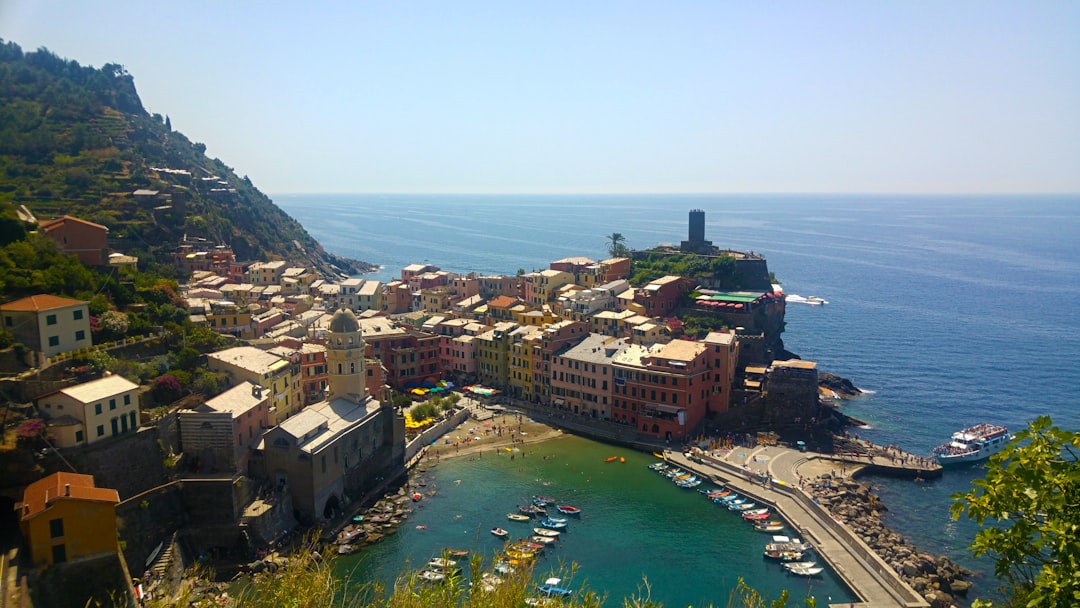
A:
[[648, 403, 683, 414]]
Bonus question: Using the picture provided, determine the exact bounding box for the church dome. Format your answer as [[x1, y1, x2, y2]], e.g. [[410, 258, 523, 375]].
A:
[[328, 308, 360, 334]]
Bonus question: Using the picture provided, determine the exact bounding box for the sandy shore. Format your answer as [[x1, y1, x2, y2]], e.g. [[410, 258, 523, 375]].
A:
[[421, 409, 567, 462]]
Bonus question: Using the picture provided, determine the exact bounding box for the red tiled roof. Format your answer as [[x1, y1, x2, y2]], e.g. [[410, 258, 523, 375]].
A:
[[489, 296, 518, 308], [18, 472, 119, 521], [0, 294, 87, 312], [38, 215, 108, 232]]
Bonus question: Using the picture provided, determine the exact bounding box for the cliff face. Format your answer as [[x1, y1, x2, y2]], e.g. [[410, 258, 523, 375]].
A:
[[0, 40, 374, 277]]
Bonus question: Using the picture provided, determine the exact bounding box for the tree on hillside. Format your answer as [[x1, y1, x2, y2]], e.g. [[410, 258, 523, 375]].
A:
[[606, 232, 629, 258], [950, 416, 1079, 608]]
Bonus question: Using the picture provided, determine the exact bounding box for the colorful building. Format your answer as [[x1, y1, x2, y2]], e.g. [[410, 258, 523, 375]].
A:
[[207, 346, 294, 424], [38, 215, 109, 266], [612, 339, 713, 442], [550, 333, 627, 419], [17, 472, 120, 566], [178, 381, 270, 474]]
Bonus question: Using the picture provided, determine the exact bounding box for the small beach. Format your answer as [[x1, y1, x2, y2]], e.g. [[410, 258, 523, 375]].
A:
[[420, 402, 567, 463]]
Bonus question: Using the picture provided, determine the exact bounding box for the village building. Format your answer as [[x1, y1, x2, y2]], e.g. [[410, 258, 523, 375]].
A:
[[612, 339, 714, 442], [17, 472, 120, 566], [207, 346, 295, 424], [550, 333, 627, 419], [37, 215, 109, 266], [178, 381, 270, 474], [0, 295, 92, 360], [37, 374, 140, 448]]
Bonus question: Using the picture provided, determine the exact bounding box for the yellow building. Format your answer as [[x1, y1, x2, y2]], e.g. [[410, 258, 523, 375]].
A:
[[204, 301, 254, 338], [508, 326, 542, 401], [207, 346, 294, 424], [17, 472, 120, 566], [475, 322, 517, 388]]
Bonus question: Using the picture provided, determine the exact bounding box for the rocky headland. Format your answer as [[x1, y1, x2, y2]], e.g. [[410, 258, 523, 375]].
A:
[[808, 474, 973, 608]]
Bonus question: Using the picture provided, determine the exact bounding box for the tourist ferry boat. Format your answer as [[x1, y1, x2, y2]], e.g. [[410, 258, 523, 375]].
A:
[[933, 423, 1010, 465]]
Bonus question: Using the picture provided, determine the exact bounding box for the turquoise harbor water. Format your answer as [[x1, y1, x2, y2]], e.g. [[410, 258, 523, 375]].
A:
[[275, 194, 1080, 605], [337, 436, 855, 606]]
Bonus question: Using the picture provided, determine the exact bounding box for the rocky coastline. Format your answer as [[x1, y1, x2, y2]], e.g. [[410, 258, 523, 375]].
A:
[[808, 473, 973, 608]]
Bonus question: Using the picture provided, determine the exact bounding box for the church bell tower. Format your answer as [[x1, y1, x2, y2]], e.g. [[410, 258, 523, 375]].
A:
[[326, 308, 366, 403]]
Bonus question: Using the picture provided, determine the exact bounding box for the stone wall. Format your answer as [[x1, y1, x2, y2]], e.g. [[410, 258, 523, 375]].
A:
[[34, 552, 135, 608], [55, 426, 169, 500]]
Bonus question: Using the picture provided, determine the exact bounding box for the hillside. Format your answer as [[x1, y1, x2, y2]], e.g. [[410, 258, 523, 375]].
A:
[[0, 40, 375, 277]]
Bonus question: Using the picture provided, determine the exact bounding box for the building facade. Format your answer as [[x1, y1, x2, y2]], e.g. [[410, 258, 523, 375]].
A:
[[37, 374, 140, 448], [0, 295, 91, 359]]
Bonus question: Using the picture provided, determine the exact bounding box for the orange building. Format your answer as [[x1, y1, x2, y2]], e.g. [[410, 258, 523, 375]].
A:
[[16, 472, 120, 566], [38, 215, 109, 266]]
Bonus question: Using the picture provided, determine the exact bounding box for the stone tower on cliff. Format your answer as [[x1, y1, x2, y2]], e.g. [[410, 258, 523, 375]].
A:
[[680, 209, 715, 254]]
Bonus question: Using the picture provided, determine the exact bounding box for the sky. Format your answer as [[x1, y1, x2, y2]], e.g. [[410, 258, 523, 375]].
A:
[[2, 1, 1079, 194]]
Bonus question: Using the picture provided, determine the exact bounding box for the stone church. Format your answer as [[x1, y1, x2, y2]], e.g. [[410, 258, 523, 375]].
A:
[[255, 308, 405, 524]]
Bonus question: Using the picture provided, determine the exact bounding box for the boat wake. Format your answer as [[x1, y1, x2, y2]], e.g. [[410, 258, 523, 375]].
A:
[[785, 294, 828, 306]]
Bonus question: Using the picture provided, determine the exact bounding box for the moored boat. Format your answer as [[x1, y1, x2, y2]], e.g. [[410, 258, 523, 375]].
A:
[[540, 518, 567, 530], [556, 505, 581, 516], [754, 521, 785, 532], [491, 527, 509, 538], [763, 548, 805, 561], [508, 513, 531, 522], [933, 423, 1010, 465], [538, 577, 573, 597], [533, 527, 560, 538], [417, 570, 446, 583], [533, 495, 557, 506], [786, 565, 824, 577], [530, 535, 557, 545]]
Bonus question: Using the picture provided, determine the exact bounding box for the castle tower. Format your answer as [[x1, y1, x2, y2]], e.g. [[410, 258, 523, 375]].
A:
[[326, 308, 366, 404], [689, 209, 706, 243]]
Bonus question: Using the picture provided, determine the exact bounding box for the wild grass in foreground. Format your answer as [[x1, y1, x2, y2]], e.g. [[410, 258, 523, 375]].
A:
[[130, 541, 808, 608]]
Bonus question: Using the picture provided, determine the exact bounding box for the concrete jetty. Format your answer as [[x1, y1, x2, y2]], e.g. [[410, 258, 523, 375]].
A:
[[665, 449, 931, 608]]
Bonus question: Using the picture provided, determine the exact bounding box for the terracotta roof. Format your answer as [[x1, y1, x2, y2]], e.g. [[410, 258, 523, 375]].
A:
[[489, 296, 518, 308], [18, 472, 119, 521], [0, 294, 86, 312], [38, 215, 108, 232]]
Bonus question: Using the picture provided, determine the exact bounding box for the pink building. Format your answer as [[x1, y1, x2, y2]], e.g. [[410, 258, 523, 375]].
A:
[[178, 381, 270, 474], [549, 333, 627, 419], [612, 339, 713, 442]]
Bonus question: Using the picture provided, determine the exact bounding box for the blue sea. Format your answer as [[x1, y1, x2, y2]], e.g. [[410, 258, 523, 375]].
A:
[[275, 194, 1080, 605]]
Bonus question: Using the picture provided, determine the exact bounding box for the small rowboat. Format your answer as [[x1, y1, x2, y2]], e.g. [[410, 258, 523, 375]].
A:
[[533, 527, 560, 537], [533, 495, 557, 506], [754, 521, 785, 532], [653, 452, 665, 459], [491, 527, 509, 538], [743, 511, 772, 521], [507, 513, 531, 522], [540, 519, 567, 530], [530, 535, 557, 544], [445, 549, 469, 558], [556, 505, 581, 516]]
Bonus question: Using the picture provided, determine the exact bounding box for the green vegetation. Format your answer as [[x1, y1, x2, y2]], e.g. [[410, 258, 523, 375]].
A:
[[606, 233, 629, 258], [135, 542, 806, 608], [951, 416, 1079, 608], [0, 39, 372, 276], [629, 253, 740, 288]]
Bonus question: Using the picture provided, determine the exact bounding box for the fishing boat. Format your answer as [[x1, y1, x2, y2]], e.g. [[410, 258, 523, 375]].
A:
[[530, 535, 557, 545], [743, 511, 771, 521], [417, 570, 446, 583], [556, 505, 582, 516], [546, 516, 568, 524], [540, 519, 567, 530], [729, 502, 757, 511], [533, 495, 557, 506], [763, 548, 805, 561], [491, 527, 509, 538], [786, 564, 824, 577], [771, 536, 811, 552], [446, 549, 469, 558], [933, 423, 1010, 465], [782, 561, 817, 570], [648, 462, 668, 471], [427, 557, 460, 572], [518, 505, 543, 516], [754, 520, 785, 532], [508, 513, 532, 522], [533, 527, 560, 538], [676, 478, 702, 488], [538, 577, 573, 597], [741, 507, 770, 517], [504, 548, 537, 561]]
